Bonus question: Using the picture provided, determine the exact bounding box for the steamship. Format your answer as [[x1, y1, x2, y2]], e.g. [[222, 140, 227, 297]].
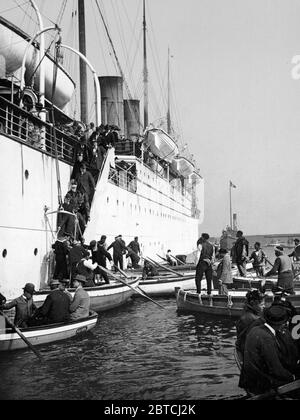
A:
[[0, 2, 204, 301]]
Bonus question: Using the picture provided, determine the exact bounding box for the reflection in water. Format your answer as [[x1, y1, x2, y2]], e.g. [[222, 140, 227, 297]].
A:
[[0, 298, 244, 400]]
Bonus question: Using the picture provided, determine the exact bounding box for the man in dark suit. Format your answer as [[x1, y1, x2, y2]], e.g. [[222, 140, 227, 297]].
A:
[[107, 235, 127, 271], [32, 279, 70, 325], [239, 305, 296, 395]]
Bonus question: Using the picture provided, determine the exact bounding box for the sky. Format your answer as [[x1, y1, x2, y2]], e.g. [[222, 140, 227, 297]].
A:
[[2, 0, 300, 236]]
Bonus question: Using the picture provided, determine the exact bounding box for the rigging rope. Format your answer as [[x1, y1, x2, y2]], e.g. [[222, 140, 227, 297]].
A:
[[94, 0, 144, 133]]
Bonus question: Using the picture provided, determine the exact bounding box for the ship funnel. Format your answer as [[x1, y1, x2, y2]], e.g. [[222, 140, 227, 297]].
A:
[[233, 213, 238, 231], [98, 76, 124, 133], [124, 99, 141, 140]]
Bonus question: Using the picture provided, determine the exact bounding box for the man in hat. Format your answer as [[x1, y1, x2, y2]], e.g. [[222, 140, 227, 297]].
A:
[[264, 246, 294, 294], [71, 151, 86, 181], [52, 234, 70, 281], [107, 235, 127, 271], [127, 237, 141, 269], [63, 179, 90, 237], [239, 305, 295, 395], [69, 275, 90, 320], [32, 279, 71, 325], [289, 238, 300, 262], [76, 163, 95, 205], [235, 289, 265, 358], [91, 235, 113, 284], [0, 283, 36, 328]]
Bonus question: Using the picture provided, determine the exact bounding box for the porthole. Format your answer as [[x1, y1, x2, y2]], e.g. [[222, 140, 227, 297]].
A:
[[34, 248, 38, 256], [107, 197, 109, 203], [24, 170, 29, 179], [2, 249, 7, 258]]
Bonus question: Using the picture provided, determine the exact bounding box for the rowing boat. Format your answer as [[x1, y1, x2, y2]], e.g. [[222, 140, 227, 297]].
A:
[[33, 277, 140, 312], [137, 273, 195, 296], [233, 275, 300, 290], [175, 287, 300, 316], [0, 311, 98, 351]]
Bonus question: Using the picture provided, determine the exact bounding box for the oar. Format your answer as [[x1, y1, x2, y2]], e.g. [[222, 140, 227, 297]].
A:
[[0, 310, 43, 362], [247, 379, 300, 400], [170, 254, 184, 265], [99, 266, 166, 310], [156, 254, 168, 262], [113, 265, 166, 310], [145, 256, 184, 278]]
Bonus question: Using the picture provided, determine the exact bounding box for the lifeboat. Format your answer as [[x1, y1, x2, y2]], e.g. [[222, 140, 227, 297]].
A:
[[0, 16, 75, 110], [171, 156, 195, 177], [144, 128, 179, 162]]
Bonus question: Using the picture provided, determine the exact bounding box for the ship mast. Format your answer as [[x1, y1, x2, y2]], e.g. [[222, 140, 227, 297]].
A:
[[78, 0, 88, 124], [167, 46, 171, 134], [143, 0, 148, 130]]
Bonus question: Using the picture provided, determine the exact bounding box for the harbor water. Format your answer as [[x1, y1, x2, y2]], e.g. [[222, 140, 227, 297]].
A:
[[0, 297, 242, 400]]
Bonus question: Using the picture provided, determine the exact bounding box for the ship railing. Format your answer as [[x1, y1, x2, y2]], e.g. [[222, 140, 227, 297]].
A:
[[114, 139, 142, 158], [108, 161, 137, 193], [0, 96, 80, 165]]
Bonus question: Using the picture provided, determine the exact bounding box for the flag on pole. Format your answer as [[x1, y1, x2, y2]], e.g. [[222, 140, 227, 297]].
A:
[[230, 181, 237, 188]]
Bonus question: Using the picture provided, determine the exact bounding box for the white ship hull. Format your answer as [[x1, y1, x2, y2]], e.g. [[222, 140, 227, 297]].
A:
[[0, 133, 204, 300]]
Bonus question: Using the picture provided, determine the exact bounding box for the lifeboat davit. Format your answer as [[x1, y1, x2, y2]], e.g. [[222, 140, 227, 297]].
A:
[[0, 17, 75, 110]]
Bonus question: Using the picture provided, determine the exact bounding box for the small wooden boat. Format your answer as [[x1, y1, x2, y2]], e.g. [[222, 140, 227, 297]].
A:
[[233, 275, 300, 290], [175, 287, 300, 316], [137, 273, 195, 296], [0, 311, 98, 351], [33, 277, 140, 312]]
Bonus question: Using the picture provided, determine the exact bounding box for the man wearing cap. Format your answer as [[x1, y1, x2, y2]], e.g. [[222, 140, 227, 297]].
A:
[[75, 163, 95, 205], [107, 235, 127, 271], [63, 180, 90, 237], [288, 238, 300, 262], [32, 279, 71, 325], [69, 275, 90, 320], [71, 151, 86, 181], [0, 283, 37, 328], [265, 246, 294, 294], [239, 305, 296, 395]]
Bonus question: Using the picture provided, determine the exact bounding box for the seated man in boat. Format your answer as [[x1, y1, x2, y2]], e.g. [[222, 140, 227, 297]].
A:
[[264, 246, 294, 294], [249, 242, 266, 277], [166, 250, 177, 266], [235, 289, 265, 359], [31, 279, 71, 325], [0, 283, 36, 328], [216, 248, 233, 295], [69, 275, 90, 320], [142, 260, 159, 279], [239, 305, 296, 396]]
